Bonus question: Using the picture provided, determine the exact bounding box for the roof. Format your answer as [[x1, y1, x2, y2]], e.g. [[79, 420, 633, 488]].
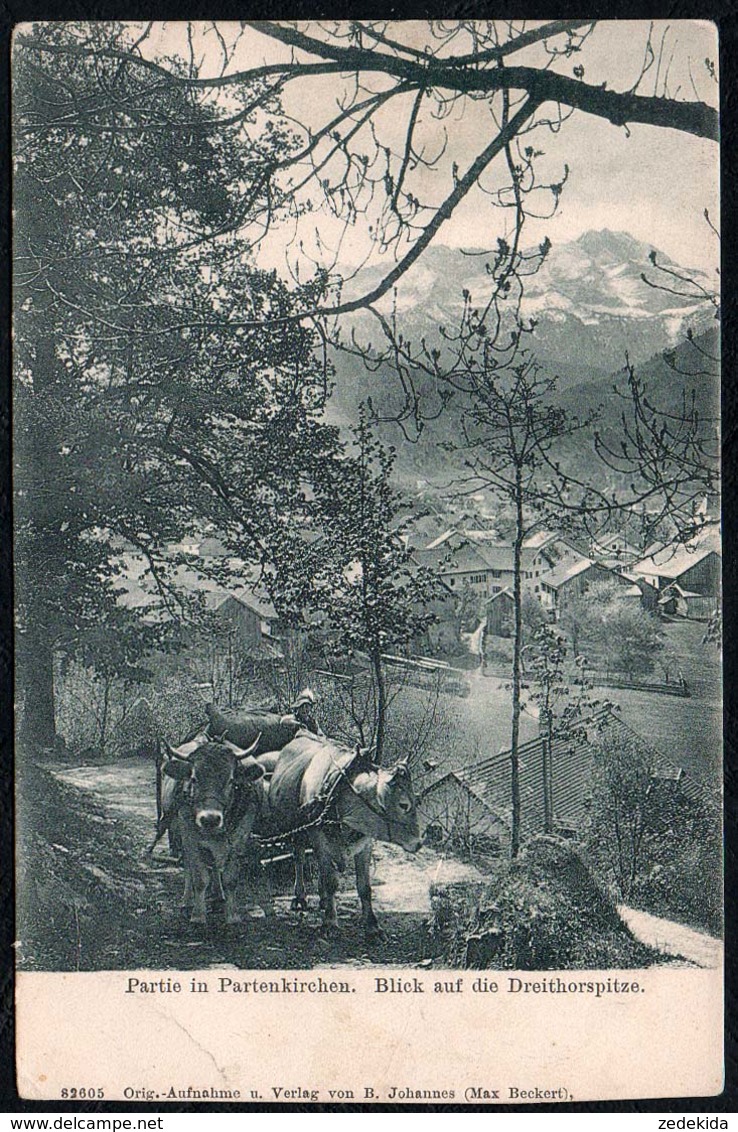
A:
[[539, 556, 596, 590], [522, 530, 560, 551], [474, 543, 516, 571], [425, 528, 457, 551], [617, 584, 644, 598], [417, 539, 511, 576], [658, 583, 701, 601], [633, 524, 721, 580], [592, 531, 641, 555], [486, 587, 513, 606], [114, 552, 277, 621], [420, 707, 700, 834]]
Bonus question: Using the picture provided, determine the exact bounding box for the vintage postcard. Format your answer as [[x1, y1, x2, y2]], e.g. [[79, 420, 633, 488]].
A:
[[13, 20, 722, 1104]]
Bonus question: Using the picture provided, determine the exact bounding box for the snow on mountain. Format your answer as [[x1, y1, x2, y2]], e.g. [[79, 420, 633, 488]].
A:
[[328, 230, 717, 481], [341, 230, 714, 387]]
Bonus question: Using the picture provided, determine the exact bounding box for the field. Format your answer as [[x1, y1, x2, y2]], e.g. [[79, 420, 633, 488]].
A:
[[478, 620, 721, 783], [601, 621, 721, 781]]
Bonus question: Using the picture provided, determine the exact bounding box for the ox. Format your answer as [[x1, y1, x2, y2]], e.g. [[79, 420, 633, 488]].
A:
[[159, 735, 266, 924], [205, 689, 320, 756], [261, 733, 422, 939]]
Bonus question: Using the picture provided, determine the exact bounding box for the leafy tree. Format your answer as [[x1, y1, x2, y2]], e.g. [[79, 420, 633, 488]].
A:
[[586, 722, 720, 928], [13, 24, 339, 747], [521, 593, 549, 645], [522, 625, 599, 832], [560, 581, 664, 679], [314, 409, 444, 762], [586, 727, 657, 901], [440, 344, 595, 856]]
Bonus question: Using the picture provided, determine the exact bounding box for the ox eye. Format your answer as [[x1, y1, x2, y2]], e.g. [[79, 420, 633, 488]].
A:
[[397, 797, 411, 813]]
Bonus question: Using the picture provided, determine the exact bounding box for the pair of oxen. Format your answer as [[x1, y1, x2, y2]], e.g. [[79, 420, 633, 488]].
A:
[[152, 692, 422, 939]]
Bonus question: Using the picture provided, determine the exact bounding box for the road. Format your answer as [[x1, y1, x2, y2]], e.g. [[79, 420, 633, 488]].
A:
[[46, 760, 484, 971], [46, 759, 721, 970]]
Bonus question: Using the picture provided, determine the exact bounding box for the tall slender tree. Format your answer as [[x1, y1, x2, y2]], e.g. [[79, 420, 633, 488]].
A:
[[314, 408, 443, 762]]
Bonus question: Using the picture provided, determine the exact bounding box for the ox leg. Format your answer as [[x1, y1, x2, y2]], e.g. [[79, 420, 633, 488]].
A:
[[182, 870, 193, 911], [355, 843, 383, 940], [178, 822, 210, 924], [313, 833, 339, 931], [221, 860, 243, 925], [291, 847, 309, 912], [190, 865, 210, 925], [168, 824, 183, 860], [221, 803, 260, 925]]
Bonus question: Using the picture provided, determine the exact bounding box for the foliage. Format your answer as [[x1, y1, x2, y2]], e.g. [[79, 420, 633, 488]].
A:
[[13, 24, 342, 743], [521, 593, 549, 641], [585, 727, 721, 931], [561, 582, 664, 678], [584, 728, 656, 902], [430, 836, 662, 969], [310, 409, 445, 759]]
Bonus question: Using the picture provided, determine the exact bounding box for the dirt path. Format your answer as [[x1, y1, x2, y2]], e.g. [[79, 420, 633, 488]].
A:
[[47, 760, 485, 971], [617, 905, 722, 969], [44, 760, 721, 971]]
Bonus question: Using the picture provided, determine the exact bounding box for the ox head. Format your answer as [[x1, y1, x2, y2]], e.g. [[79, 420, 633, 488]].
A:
[[377, 760, 422, 852], [351, 753, 422, 853], [163, 734, 265, 835]]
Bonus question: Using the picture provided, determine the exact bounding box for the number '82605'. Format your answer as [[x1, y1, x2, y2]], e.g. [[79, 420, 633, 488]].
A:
[[60, 1087, 105, 1099]]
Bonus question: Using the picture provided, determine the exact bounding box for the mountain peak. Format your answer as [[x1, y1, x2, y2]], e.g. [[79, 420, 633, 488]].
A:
[[575, 228, 660, 262]]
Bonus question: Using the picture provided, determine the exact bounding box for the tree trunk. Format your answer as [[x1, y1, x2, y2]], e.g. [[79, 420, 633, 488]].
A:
[[542, 712, 554, 833], [510, 480, 524, 858], [18, 336, 62, 750], [20, 624, 57, 750], [372, 647, 386, 765]]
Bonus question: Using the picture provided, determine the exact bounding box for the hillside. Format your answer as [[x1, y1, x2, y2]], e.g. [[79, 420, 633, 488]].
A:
[[326, 230, 717, 488]]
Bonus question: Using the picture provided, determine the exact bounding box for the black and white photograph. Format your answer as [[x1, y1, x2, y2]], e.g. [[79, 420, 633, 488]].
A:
[[12, 18, 723, 1102]]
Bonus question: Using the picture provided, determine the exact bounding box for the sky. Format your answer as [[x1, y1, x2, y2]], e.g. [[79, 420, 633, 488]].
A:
[[145, 20, 719, 277]]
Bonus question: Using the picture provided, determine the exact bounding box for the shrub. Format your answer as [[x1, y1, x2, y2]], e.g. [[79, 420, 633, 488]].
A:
[[430, 835, 664, 968]]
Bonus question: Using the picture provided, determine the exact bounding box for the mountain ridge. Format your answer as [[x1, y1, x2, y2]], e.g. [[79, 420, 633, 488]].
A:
[[327, 229, 717, 483]]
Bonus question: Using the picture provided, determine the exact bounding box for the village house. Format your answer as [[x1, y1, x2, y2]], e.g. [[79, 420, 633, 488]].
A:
[[414, 530, 511, 598], [631, 521, 721, 618], [414, 524, 640, 636], [484, 587, 515, 638], [113, 539, 282, 657], [537, 558, 634, 619], [414, 528, 587, 603], [588, 530, 641, 569], [419, 707, 699, 854]]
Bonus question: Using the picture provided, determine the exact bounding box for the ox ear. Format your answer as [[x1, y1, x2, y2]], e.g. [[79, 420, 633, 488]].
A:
[[162, 757, 193, 781], [235, 756, 266, 784]]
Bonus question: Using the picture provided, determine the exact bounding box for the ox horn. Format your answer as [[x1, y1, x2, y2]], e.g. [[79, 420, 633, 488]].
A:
[[356, 744, 380, 770], [222, 733, 262, 760]]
